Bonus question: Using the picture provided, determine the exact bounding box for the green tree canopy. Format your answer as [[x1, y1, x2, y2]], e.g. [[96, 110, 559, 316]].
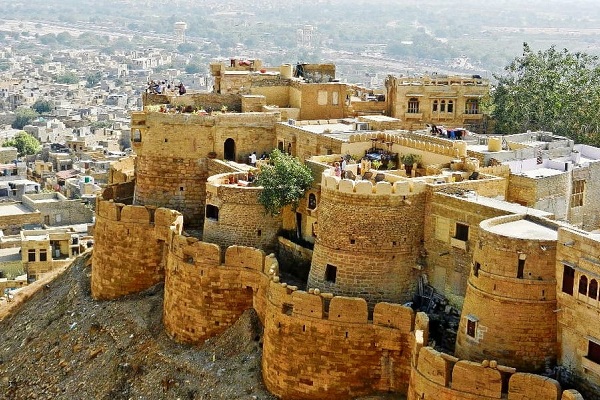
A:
[[32, 99, 52, 114], [255, 149, 314, 216], [56, 71, 80, 84], [86, 71, 102, 88], [492, 43, 600, 145], [3, 131, 41, 156], [12, 107, 39, 129]]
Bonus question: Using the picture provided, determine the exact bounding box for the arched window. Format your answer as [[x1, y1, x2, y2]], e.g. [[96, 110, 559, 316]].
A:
[[440, 100, 446, 112], [448, 100, 454, 113], [408, 97, 419, 113], [590, 279, 598, 300], [307, 193, 317, 210], [432, 100, 438, 112], [579, 275, 588, 295]]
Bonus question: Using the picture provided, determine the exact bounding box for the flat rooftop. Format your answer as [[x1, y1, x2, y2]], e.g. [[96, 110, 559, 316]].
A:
[[487, 219, 558, 241], [447, 191, 552, 218], [516, 168, 565, 179], [0, 203, 34, 216]]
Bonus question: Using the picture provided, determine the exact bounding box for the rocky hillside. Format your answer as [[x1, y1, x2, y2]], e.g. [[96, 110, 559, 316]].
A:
[[0, 253, 276, 400]]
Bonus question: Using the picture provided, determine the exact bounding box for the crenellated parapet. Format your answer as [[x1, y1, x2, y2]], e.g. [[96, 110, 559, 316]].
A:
[[91, 198, 183, 300], [348, 131, 468, 159], [203, 173, 282, 253], [308, 169, 427, 307], [160, 236, 420, 399], [409, 342, 584, 400]]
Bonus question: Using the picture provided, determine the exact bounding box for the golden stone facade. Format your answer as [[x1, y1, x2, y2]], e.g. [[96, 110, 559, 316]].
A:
[[89, 60, 599, 399]]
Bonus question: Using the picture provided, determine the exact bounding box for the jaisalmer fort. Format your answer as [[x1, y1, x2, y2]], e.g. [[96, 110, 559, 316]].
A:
[[90, 58, 600, 399]]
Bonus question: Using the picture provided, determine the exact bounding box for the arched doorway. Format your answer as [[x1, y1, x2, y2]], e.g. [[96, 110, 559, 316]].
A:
[[224, 138, 236, 161]]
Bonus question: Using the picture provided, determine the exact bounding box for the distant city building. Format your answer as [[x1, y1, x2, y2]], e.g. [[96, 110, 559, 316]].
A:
[[174, 21, 187, 45]]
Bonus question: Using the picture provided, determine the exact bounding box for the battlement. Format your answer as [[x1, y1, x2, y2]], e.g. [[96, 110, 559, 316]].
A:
[[96, 199, 183, 230], [348, 131, 468, 159], [267, 277, 415, 328], [132, 109, 280, 129], [321, 171, 427, 196], [411, 344, 582, 400]]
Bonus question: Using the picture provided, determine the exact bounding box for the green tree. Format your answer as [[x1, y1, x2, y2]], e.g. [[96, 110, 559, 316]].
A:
[[492, 43, 600, 145], [3, 131, 41, 156], [56, 72, 80, 84], [255, 149, 313, 216], [32, 99, 52, 114], [85, 71, 102, 88], [12, 108, 39, 129]]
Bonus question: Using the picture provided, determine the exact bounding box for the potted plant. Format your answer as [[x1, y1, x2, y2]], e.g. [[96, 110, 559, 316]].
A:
[[400, 153, 421, 174]]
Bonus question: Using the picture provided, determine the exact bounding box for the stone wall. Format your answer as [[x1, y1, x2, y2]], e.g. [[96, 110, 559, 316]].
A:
[[423, 192, 552, 307], [91, 199, 183, 300], [409, 345, 583, 400], [203, 172, 282, 254], [108, 155, 135, 184], [556, 227, 600, 398], [161, 239, 417, 399], [131, 111, 279, 226], [455, 214, 559, 372], [0, 206, 42, 233], [307, 172, 427, 308], [163, 242, 269, 343], [22, 194, 94, 226], [507, 172, 570, 220]]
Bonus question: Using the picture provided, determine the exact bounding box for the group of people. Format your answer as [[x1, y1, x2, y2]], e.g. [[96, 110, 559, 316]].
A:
[[147, 80, 187, 95], [248, 151, 268, 167], [333, 157, 348, 178]]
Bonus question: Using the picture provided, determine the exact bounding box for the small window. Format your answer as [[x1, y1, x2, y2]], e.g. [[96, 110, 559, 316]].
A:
[[39, 249, 47, 262], [307, 193, 317, 210], [590, 279, 598, 300], [562, 264, 575, 295], [440, 100, 446, 112], [448, 100, 454, 113], [408, 97, 420, 113], [571, 179, 585, 208], [325, 264, 337, 283], [133, 129, 142, 142], [465, 98, 479, 114], [588, 340, 600, 364], [28, 249, 36, 262], [473, 262, 480, 277], [432, 100, 438, 112], [579, 275, 588, 295], [455, 223, 469, 241], [517, 258, 525, 279], [206, 205, 219, 221], [466, 316, 477, 338]]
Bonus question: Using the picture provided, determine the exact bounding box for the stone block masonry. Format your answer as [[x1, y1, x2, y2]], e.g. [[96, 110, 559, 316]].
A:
[[91, 199, 183, 300]]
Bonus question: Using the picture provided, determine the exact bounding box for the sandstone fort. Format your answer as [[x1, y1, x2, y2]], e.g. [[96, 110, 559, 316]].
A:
[[89, 59, 600, 399]]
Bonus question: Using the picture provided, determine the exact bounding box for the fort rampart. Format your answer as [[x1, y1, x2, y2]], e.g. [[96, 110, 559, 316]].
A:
[[409, 343, 583, 400], [161, 238, 419, 399], [91, 199, 183, 300]]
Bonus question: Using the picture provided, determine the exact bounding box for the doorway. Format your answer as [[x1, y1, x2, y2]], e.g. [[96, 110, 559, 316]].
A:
[[224, 138, 236, 161]]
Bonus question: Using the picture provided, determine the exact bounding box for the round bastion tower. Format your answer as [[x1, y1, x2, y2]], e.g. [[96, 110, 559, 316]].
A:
[[455, 214, 559, 372], [130, 111, 215, 227], [307, 171, 427, 309]]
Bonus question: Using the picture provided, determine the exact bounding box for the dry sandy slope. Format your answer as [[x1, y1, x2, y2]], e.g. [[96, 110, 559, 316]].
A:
[[0, 253, 275, 400]]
